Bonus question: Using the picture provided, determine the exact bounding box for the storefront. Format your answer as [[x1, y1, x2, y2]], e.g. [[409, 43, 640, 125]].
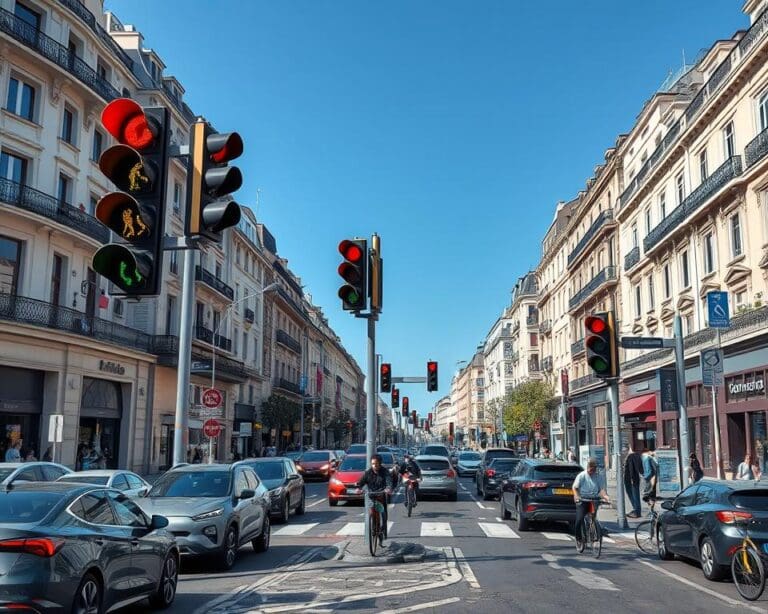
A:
[[232, 402, 256, 458], [618, 392, 658, 453], [78, 377, 123, 469], [0, 366, 43, 460], [721, 369, 767, 474]]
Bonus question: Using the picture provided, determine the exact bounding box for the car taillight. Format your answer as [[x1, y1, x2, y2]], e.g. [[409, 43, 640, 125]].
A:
[[0, 538, 64, 557], [522, 481, 548, 489], [446, 469, 456, 478], [485, 469, 495, 477], [715, 510, 753, 524]]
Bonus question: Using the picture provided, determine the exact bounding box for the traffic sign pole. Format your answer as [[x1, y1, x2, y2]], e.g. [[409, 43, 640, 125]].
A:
[[712, 328, 724, 479], [608, 380, 627, 530], [675, 314, 691, 488]]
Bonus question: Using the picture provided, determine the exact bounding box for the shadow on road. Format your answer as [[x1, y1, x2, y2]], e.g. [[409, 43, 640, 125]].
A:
[[178, 543, 313, 577]]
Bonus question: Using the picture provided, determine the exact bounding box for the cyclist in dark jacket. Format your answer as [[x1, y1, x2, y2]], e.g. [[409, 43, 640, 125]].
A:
[[397, 454, 422, 507], [357, 454, 396, 540]]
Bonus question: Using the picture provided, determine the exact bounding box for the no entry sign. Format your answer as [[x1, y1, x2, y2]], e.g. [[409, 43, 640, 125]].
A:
[[202, 388, 222, 409], [203, 418, 221, 438]]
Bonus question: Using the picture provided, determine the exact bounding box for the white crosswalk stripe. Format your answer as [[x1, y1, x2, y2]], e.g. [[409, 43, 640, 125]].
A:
[[420, 522, 453, 537], [542, 532, 573, 541], [272, 523, 318, 536], [335, 521, 394, 536], [478, 522, 519, 538]]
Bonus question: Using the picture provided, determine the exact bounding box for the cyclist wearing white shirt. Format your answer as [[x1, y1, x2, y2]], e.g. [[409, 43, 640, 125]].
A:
[[572, 458, 610, 542]]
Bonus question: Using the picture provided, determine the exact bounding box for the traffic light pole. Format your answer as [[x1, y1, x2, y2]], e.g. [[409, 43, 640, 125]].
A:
[[675, 313, 691, 488], [364, 314, 377, 550]]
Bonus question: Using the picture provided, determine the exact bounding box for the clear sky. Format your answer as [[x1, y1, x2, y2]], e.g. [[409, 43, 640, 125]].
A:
[[107, 0, 745, 422]]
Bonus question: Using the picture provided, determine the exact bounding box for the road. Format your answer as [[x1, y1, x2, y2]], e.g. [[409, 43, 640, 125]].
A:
[[125, 476, 768, 613]]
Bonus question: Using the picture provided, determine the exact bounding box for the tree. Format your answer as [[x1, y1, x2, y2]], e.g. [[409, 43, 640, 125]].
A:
[[261, 394, 300, 433], [502, 380, 556, 442]]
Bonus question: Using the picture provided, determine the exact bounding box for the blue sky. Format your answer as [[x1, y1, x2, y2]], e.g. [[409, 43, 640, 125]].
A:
[[107, 0, 745, 421]]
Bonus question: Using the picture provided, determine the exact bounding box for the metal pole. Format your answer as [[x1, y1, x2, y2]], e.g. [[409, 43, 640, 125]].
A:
[[364, 314, 376, 548], [674, 313, 691, 488], [173, 247, 196, 467], [209, 305, 232, 464], [608, 381, 627, 529], [712, 329, 723, 479]]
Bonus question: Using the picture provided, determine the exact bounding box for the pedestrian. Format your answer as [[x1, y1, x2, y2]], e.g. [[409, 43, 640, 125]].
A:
[[687, 452, 704, 483], [567, 447, 578, 463], [42, 447, 52, 462], [4, 440, 21, 463], [192, 447, 202, 464], [736, 453, 760, 480], [24, 448, 37, 462], [641, 450, 658, 503], [623, 447, 643, 517]]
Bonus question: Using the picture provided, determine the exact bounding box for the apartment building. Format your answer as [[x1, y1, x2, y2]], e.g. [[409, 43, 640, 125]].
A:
[[430, 395, 452, 440]]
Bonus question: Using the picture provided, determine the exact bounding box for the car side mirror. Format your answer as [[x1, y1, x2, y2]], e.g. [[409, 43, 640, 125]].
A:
[[660, 500, 674, 511], [150, 515, 169, 530], [287, 474, 300, 481], [239, 488, 256, 500]]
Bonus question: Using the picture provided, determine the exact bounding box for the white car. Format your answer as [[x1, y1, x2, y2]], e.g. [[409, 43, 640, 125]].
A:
[[0, 462, 72, 486], [456, 451, 483, 477], [57, 469, 151, 497]]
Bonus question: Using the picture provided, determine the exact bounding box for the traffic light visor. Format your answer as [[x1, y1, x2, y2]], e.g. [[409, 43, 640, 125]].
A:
[[338, 240, 363, 262], [585, 316, 607, 334], [586, 336, 607, 353], [589, 356, 609, 373], [207, 132, 243, 163], [99, 145, 156, 194], [101, 98, 155, 149]]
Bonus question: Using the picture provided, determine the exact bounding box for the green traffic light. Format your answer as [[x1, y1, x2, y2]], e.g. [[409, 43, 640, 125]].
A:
[[119, 261, 143, 287], [589, 357, 609, 373]]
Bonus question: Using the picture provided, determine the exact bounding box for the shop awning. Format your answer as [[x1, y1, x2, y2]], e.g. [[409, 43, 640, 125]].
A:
[[619, 393, 656, 415]]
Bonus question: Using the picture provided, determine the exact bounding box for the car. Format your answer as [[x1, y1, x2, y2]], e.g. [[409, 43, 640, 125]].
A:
[[415, 455, 457, 500], [56, 469, 152, 497], [475, 448, 518, 493], [296, 450, 338, 481], [378, 451, 397, 470], [500, 459, 582, 531], [0, 482, 178, 611], [284, 451, 303, 461], [456, 451, 482, 477], [239, 458, 305, 523], [328, 454, 367, 506], [335, 449, 347, 461], [478, 457, 522, 500], [347, 444, 367, 455], [0, 461, 72, 486], [136, 463, 271, 570], [657, 479, 768, 581], [420, 445, 450, 460]]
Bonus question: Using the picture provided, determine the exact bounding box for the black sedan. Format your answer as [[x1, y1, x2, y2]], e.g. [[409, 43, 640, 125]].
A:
[[657, 479, 768, 581], [240, 458, 306, 523], [477, 458, 521, 500], [0, 482, 178, 612]]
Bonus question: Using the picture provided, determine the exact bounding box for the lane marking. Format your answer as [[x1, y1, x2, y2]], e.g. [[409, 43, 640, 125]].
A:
[[542, 532, 573, 541], [335, 521, 394, 536], [306, 498, 325, 508], [541, 553, 619, 592], [478, 522, 520, 538], [495, 517, 503, 522], [603, 536, 616, 544], [380, 597, 462, 613], [420, 522, 453, 537], [475, 501, 494, 510], [273, 523, 318, 536], [452, 546, 480, 589]]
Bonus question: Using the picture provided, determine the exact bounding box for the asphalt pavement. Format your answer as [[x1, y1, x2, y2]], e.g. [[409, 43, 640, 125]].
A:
[[122, 476, 768, 613]]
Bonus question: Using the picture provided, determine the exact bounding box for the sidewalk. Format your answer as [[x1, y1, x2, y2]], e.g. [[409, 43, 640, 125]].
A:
[[598, 468, 651, 537]]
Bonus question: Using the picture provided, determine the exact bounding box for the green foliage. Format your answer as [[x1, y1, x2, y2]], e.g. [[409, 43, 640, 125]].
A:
[[501, 380, 556, 437], [260, 394, 300, 430]]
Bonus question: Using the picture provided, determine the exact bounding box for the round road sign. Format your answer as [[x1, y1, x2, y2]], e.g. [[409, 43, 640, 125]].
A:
[[202, 388, 222, 409], [203, 418, 221, 438]]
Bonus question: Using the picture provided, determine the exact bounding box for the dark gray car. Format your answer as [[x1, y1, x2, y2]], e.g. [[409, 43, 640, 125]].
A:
[[240, 458, 306, 523]]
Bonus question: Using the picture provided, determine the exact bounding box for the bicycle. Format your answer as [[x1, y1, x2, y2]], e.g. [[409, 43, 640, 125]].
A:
[[731, 516, 766, 601], [575, 496, 606, 559], [366, 489, 388, 556], [402, 474, 420, 517], [634, 499, 663, 555]]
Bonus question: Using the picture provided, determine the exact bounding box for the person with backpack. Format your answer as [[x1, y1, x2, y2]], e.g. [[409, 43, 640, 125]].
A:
[[641, 450, 658, 503], [687, 452, 704, 483]]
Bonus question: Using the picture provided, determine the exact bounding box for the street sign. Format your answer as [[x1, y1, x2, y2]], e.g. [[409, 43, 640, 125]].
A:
[[203, 418, 221, 438], [621, 336, 666, 349], [202, 388, 222, 409], [550, 422, 563, 435], [707, 291, 730, 328], [701, 348, 724, 386]]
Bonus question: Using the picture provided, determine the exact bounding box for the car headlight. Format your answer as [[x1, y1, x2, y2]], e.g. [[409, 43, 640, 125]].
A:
[[192, 508, 224, 521], [330, 477, 343, 486], [270, 487, 285, 498], [320, 464, 330, 470]]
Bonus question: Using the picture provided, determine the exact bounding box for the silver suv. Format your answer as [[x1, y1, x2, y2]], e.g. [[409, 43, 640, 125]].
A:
[[137, 463, 270, 570]]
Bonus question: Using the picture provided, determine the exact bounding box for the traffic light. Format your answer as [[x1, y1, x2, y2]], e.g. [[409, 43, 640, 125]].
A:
[[185, 119, 243, 242], [380, 363, 392, 393], [370, 233, 383, 313], [392, 387, 400, 409], [337, 239, 368, 311], [403, 396, 410, 414], [427, 361, 438, 391], [411, 411, 417, 425], [584, 311, 619, 378], [92, 98, 170, 296]]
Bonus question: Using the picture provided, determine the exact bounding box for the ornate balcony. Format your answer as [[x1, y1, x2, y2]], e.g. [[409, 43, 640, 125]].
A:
[[570, 373, 603, 393], [571, 338, 585, 356], [526, 313, 539, 326], [567, 209, 615, 267], [624, 246, 640, 272], [568, 266, 618, 311], [619, 121, 680, 209], [643, 156, 742, 253], [0, 8, 120, 101], [194, 325, 232, 352], [152, 335, 249, 381], [274, 377, 302, 396], [542, 356, 553, 372], [244, 308, 255, 324], [539, 319, 552, 334], [0, 178, 108, 244], [195, 266, 234, 300], [276, 329, 302, 354], [745, 127, 768, 168]]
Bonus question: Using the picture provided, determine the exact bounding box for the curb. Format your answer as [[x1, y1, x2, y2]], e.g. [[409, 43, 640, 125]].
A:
[[340, 540, 428, 564]]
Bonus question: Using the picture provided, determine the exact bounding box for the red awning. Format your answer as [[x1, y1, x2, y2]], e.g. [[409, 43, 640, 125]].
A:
[[619, 393, 656, 415]]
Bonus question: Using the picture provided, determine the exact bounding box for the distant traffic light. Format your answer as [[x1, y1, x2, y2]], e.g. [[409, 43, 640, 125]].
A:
[[337, 239, 368, 311], [427, 361, 438, 391], [402, 396, 410, 414], [185, 120, 243, 242], [392, 387, 400, 409], [380, 363, 392, 392], [93, 99, 170, 296], [411, 411, 417, 425], [585, 311, 619, 378]]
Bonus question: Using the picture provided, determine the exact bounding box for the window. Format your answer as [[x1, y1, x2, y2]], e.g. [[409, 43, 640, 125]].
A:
[[96, 58, 109, 81], [680, 250, 690, 288], [735, 290, 746, 310], [76, 492, 115, 525], [631, 222, 638, 248], [634, 284, 642, 318], [676, 172, 685, 205], [645, 207, 652, 234], [703, 231, 715, 274], [760, 90, 768, 132], [242, 332, 248, 358], [663, 263, 672, 298], [88, 193, 98, 216], [113, 298, 124, 317], [166, 295, 176, 334], [107, 492, 147, 527], [698, 148, 708, 182], [5, 76, 36, 121], [91, 130, 103, 161], [723, 122, 735, 159], [730, 213, 743, 257], [658, 190, 666, 220], [61, 107, 76, 145], [530, 333, 538, 347], [169, 249, 178, 275], [0, 150, 28, 184], [173, 181, 182, 212], [0, 236, 22, 294], [57, 173, 71, 206], [684, 314, 693, 335], [647, 275, 655, 310], [14, 2, 41, 28]]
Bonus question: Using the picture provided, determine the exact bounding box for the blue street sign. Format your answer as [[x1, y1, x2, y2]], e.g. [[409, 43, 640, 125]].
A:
[[707, 291, 730, 328]]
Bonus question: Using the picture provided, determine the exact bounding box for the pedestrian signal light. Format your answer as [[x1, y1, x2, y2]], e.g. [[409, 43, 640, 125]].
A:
[[584, 311, 619, 378], [380, 363, 392, 392], [337, 239, 368, 311]]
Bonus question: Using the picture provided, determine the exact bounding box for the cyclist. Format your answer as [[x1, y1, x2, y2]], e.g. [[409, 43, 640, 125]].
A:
[[356, 454, 395, 541], [572, 457, 610, 543], [397, 453, 422, 508]]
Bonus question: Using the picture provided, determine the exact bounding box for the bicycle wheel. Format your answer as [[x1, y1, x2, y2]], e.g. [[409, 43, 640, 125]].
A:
[[590, 518, 603, 559], [368, 512, 380, 557], [635, 519, 657, 554], [731, 546, 766, 601]]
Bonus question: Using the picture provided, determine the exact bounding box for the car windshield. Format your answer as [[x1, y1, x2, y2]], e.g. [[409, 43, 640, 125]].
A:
[[418, 459, 449, 471], [378, 453, 394, 465], [339, 456, 366, 471], [486, 450, 516, 461], [533, 466, 581, 480], [251, 463, 285, 480], [59, 475, 110, 485], [730, 490, 768, 510], [0, 491, 63, 523], [149, 471, 231, 497], [489, 459, 519, 471], [423, 447, 448, 456], [459, 452, 481, 460], [301, 452, 331, 462]]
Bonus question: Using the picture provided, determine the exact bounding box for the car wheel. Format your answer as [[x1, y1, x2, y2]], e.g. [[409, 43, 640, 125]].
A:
[[218, 525, 239, 570], [699, 536, 726, 580], [516, 498, 530, 532], [149, 552, 179, 609], [329, 498, 338, 506], [657, 526, 674, 561], [279, 496, 290, 524], [72, 572, 102, 614], [501, 498, 511, 520], [253, 516, 270, 553], [296, 489, 306, 515]]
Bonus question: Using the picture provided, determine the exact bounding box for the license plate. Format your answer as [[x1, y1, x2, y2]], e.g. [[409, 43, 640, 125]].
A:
[[346, 488, 361, 495], [553, 488, 573, 495], [424, 476, 439, 481]]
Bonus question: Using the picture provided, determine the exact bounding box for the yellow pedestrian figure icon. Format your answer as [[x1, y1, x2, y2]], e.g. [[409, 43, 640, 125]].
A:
[[121, 208, 148, 238]]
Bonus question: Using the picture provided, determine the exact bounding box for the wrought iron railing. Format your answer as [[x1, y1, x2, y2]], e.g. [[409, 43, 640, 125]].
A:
[[643, 156, 742, 253], [194, 325, 231, 352], [542, 356, 553, 372], [152, 335, 249, 379], [624, 246, 640, 271], [570, 373, 603, 392], [275, 287, 308, 321], [745, 127, 768, 168], [0, 178, 108, 243], [195, 266, 234, 300], [244, 308, 255, 324], [567, 209, 614, 266], [526, 314, 539, 326], [276, 329, 301, 354], [619, 121, 680, 208], [568, 266, 618, 311], [160, 81, 196, 123], [0, 8, 120, 101], [274, 377, 302, 395], [739, 7, 768, 56], [571, 338, 585, 356], [539, 319, 552, 334]]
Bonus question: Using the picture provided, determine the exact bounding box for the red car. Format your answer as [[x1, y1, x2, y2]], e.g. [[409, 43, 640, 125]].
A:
[[296, 450, 338, 481], [328, 454, 367, 506]]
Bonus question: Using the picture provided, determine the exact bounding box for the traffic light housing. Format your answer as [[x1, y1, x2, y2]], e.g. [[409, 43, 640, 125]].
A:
[[411, 411, 417, 425], [392, 387, 400, 409], [92, 99, 170, 296], [427, 361, 438, 392], [403, 396, 410, 414], [380, 363, 391, 393], [337, 239, 368, 311], [185, 120, 243, 242], [584, 311, 619, 378]]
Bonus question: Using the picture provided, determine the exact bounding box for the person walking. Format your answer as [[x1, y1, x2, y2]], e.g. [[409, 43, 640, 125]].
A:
[[641, 450, 658, 503], [687, 452, 704, 483], [4, 440, 21, 463], [567, 447, 578, 463], [623, 447, 643, 518], [736, 453, 760, 480]]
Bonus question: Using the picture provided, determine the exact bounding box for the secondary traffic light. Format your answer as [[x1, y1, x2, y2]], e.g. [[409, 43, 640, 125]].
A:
[[337, 239, 368, 311], [427, 361, 438, 391], [185, 120, 243, 242], [403, 396, 410, 414], [411, 411, 417, 425], [380, 363, 392, 392], [585, 311, 619, 378], [92, 99, 170, 296], [392, 387, 400, 409]]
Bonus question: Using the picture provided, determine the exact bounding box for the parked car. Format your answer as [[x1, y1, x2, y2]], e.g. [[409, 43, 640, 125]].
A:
[[136, 463, 270, 570], [239, 458, 305, 523], [347, 444, 367, 455], [456, 451, 482, 477], [420, 445, 450, 460], [0, 461, 72, 486], [500, 459, 582, 531], [415, 455, 457, 501], [657, 479, 768, 581], [0, 482, 178, 611], [57, 469, 151, 497], [475, 448, 518, 493], [328, 454, 367, 506], [478, 457, 522, 500], [296, 450, 339, 481]]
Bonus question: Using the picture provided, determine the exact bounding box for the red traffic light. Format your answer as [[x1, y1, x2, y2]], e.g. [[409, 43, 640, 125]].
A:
[[102, 98, 157, 150], [428, 362, 437, 372], [585, 315, 607, 334], [207, 132, 243, 164], [338, 240, 364, 263], [382, 364, 390, 374]]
